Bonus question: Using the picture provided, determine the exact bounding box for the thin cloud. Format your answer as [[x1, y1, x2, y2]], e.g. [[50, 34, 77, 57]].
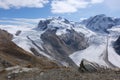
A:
[[91, 0, 104, 4], [104, 0, 120, 10], [13, 18, 40, 24], [51, 0, 104, 14], [0, 18, 40, 27], [0, 0, 49, 9]]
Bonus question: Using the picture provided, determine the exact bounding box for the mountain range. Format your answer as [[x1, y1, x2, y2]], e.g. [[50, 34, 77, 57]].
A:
[[0, 14, 120, 80]]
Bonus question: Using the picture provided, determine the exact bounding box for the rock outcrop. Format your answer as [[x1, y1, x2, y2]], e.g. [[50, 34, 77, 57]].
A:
[[79, 59, 105, 72], [41, 29, 78, 68], [60, 29, 88, 51], [113, 36, 120, 55], [15, 30, 21, 36], [37, 19, 51, 30], [40, 28, 88, 68]]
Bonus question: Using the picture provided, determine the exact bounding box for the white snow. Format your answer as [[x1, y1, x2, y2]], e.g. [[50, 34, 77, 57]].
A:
[[0, 24, 34, 35], [108, 25, 120, 37], [70, 33, 120, 68], [70, 44, 107, 66], [47, 18, 72, 36], [14, 38, 32, 53], [107, 37, 120, 67], [0, 24, 52, 58], [12, 30, 52, 58]]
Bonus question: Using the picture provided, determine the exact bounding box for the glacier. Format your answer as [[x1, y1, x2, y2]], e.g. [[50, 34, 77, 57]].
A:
[[0, 15, 120, 68]]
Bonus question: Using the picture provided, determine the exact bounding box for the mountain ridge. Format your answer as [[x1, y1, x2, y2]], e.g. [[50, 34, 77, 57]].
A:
[[81, 14, 120, 33], [0, 14, 120, 69]]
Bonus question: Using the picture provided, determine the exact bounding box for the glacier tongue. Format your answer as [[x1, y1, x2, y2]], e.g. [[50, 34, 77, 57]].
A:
[[70, 33, 120, 68], [70, 35, 108, 66]]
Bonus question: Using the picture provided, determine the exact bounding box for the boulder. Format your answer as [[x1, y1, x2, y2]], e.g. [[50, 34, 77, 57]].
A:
[[79, 59, 102, 72], [15, 30, 21, 36]]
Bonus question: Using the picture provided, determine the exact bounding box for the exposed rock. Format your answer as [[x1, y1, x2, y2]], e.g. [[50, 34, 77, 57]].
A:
[[113, 36, 120, 55], [40, 27, 89, 68], [37, 19, 51, 30], [15, 30, 21, 36], [79, 59, 104, 72], [0, 29, 13, 41], [0, 29, 34, 67], [60, 29, 88, 51], [0, 29, 59, 69], [41, 29, 78, 68]]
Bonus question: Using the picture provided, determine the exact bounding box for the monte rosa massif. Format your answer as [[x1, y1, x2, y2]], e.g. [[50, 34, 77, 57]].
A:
[[0, 14, 120, 80]]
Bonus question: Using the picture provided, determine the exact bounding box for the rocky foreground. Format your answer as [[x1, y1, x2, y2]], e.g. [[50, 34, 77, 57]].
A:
[[0, 58, 120, 80], [0, 66, 120, 80]]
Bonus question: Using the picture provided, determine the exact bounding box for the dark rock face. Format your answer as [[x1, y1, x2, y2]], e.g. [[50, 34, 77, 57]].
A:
[[37, 19, 51, 30], [15, 30, 21, 36], [60, 29, 88, 51], [41, 29, 77, 68], [40, 28, 88, 68], [113, 36, 120, 55]]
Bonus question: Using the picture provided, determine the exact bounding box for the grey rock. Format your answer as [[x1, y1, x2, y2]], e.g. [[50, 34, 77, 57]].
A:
[[41, 29, 78, 68], [15, 30, 21, 36], [113, 36, 120, 55], [79, 59, 103, 72], [60, 29, 88, 51], [40, 28, 88, 68], [37, 19, 51, 30]]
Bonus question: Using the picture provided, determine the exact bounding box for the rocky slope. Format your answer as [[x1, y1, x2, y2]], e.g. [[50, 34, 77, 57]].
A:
[[0, 17, 88, 68], [0, 29, 59, 69]]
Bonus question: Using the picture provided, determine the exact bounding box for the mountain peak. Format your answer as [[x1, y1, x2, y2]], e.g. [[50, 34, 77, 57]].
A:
[[36, 17, 71, 31], [81, 14, 120, 33]]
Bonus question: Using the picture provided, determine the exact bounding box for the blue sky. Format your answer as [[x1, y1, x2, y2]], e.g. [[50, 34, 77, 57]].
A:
[[0, 0, 120, 26]]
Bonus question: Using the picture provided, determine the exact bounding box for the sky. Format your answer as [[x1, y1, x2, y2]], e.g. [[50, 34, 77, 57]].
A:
[[0, 0, 120, 26]]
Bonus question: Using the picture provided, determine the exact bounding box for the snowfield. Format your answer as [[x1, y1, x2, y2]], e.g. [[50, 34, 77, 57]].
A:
[[70, 44, 107, 66]]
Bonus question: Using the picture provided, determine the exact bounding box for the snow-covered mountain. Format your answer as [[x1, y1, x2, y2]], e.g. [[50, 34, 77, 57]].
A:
[[0, 17, 89, 68], [70, 14, 120, 68], [0, 14, 120, 69], [81, 14, 120, 33]]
